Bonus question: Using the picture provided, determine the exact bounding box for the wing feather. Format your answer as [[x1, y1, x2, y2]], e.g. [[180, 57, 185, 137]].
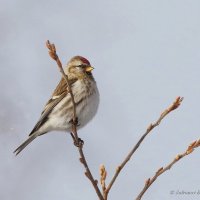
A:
[[29, 77, 77, 136]]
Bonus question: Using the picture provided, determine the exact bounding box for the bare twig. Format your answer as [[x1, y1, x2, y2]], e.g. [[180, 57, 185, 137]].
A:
[[45, 42, 187, 200], [46, 40, 104, 200], [99, 164, 107, 199], [136, 139, 200, 200], [104, 97, 183, 199]]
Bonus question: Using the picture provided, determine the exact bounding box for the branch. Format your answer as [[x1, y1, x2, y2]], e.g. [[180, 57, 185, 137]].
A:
[[46, 40, 104, 200], [135, 139, 200, 200], [100, 165, 107, 199], [104, 97, 183, 199], [46, 40, 77, 134]]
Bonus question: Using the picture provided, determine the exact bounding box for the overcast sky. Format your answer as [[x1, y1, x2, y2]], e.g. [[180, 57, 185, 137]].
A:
[[1, 1, 200, 200]]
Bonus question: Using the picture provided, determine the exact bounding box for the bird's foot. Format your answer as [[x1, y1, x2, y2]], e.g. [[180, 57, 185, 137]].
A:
[[76, 137, 84, 147], [70, 133, 84, 147], [70, 117, 79, 126]]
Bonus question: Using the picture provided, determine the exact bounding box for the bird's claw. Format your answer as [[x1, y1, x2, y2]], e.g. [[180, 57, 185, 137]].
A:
[[70, 133, 84, 147], [74, 137, 84, 147], [70, 117, 79, 126]]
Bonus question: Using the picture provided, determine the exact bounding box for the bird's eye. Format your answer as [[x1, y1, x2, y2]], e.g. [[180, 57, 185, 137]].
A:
[[77, 64, 85, 68]]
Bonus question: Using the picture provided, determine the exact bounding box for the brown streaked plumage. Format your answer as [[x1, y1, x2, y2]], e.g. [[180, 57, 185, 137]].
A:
[[14, 56, 99, 155]]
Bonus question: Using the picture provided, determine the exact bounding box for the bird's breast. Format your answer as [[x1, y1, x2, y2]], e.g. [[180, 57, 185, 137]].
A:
[[73, 79, 100, 129]]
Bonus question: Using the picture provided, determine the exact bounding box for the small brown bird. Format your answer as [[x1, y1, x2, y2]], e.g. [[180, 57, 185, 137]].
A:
[[14, 56, 99, 155]]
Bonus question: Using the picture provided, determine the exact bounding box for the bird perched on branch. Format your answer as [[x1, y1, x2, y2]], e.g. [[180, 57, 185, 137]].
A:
[[14, 56, 99, 155]]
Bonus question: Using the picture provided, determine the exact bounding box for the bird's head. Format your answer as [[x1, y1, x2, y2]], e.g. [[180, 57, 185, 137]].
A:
[[66, 56, 94, 79]]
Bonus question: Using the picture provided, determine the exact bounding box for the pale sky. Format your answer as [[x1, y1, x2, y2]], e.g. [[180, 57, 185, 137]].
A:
[[1, 1, 200, 200]]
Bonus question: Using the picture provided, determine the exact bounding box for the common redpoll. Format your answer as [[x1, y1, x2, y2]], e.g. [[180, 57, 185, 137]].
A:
[[14, 56, 99, 155]]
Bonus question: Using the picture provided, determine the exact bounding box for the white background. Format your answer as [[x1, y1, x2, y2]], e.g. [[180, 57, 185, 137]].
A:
[[0, 0, 200, 200]]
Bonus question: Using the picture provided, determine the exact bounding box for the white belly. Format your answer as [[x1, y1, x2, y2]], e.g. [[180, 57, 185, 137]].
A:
[[76, 89, 99, 129]]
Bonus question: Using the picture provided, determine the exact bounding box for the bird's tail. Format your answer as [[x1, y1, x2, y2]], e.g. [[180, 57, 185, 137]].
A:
[[14, 134, 37, 155]]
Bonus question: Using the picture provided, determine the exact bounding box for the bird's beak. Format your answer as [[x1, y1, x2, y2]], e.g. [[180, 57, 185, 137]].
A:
[[85, 66, 94, 73]]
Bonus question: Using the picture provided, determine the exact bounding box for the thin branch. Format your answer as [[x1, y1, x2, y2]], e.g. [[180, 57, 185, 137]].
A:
[[99, 165, 107, 199], [135, 139, 200, 200], [46, 40, 104, 200], [46, 40, 78, 138], [104, 97, 183, 199]]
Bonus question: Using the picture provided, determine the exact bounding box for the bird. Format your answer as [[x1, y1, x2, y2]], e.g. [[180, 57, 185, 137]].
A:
[[14, 56, 99, 155]]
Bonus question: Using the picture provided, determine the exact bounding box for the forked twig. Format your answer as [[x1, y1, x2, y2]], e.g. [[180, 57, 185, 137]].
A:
[[45, 42, 193, 200], [135, 139, 200, 200], [46, 40, 104, 200], [103, 97, 183, 199]]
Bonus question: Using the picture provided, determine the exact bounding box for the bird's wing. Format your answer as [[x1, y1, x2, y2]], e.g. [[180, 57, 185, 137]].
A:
[[29, 77, 78, 136]]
